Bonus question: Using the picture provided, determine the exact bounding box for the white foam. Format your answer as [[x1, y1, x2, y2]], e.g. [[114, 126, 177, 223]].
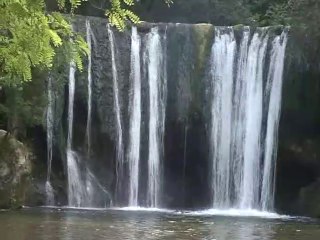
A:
[[111, 207, 174, 213], [37, 206, 293, 219], [39, 206, 106, 211], [182, 208, 291, 219], [39, 206, 173, 214], [110, 207, 292, 219]]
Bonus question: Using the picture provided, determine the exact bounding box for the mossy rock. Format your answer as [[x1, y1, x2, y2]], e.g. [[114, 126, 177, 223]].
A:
[[193, 23, 214, 76], [233, 24, 245, 31]]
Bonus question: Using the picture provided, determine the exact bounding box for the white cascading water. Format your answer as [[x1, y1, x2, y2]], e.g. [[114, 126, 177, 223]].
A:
[[45, 75, 55, 206], [85, 19, 93, 155], [128, 27, 142, 207], [84, 19, 97, 206], [66, 22, 101, 208], [58, 23, 287, 212], [261, 30, 288, 210], [239, 30, 269, 209], [67, 62, 87, 207], [145, 27, 167, 208], [231, 26, 250, 204], [108, 24, 124, 204], [210, 27, 288, 211], [210, 27, 236, 208]]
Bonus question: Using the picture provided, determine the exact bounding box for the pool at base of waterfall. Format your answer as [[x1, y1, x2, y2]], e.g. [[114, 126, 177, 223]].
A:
[[0, 208, 319, 240]]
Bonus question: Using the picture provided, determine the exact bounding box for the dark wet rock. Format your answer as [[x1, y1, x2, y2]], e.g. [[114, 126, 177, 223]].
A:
[[275, 27, 320, 217], [298, 180, 320, 218]]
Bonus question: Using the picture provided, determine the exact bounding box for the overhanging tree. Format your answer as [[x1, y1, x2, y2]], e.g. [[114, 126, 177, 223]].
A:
[[0, 0, 172, 85]]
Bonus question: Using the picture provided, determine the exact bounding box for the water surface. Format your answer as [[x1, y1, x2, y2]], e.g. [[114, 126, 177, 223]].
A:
[[0, 208, 319, 240]]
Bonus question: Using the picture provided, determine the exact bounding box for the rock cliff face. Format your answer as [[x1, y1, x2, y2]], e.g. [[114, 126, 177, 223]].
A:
[[275, 32, 320, 216]]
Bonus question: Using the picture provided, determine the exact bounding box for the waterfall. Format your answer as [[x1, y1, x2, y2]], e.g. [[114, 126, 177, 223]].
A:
[[231, 26, 250, 204], [55, 20, 288, 211], [128, 27, 142, 207], [45, 75, 55, 206], [210, 27, 236, 208], [146, 28, 167, 208], [65, 23, 104, 208], [261, 30, 288, 210], [209, 27, 287, 211], [107, 25, 124, 205], [86, 19, 93, 155], [67, 65, 76, 151], [66, 62, 77, 206], [239, 30, 269, 209], [66, 62, 87, 207]]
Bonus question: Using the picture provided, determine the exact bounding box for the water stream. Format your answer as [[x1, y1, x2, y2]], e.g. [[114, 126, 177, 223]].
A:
[[85, 19, 93, 155], [240, 29, 269, 209], [210, 27, 236, 208], [128, 27, 142, 207], [145, 28, 167, 208], [108, 25, 124, 205], [66, 62, 86, 207], [45, 75, 54, 206], [261, 30, 288, 210], [209, 27, 288, 211]]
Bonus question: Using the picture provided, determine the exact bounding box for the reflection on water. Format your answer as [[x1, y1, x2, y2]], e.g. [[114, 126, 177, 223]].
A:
[[0, 208, 319, 240]]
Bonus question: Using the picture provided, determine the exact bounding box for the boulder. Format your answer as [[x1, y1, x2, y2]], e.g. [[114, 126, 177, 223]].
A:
[[0, 130, 32, 209]]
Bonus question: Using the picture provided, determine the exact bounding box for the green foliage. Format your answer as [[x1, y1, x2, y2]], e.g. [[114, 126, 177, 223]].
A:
[[0, 0, 88, 85], [106, 0, 140, 31], [0, 0, 173, 133], [0, 69, 48, 133], [248, 0, 320, 68], [1, 0, 171, 85], [6, 87, 46, 128], [250, 2, 291, 26], [57, 0, 88, 13], [289, 0, 320, 32], [246, 0, 320, 28], [211, 0, 251, 25], [104, 0, 172, 30]]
